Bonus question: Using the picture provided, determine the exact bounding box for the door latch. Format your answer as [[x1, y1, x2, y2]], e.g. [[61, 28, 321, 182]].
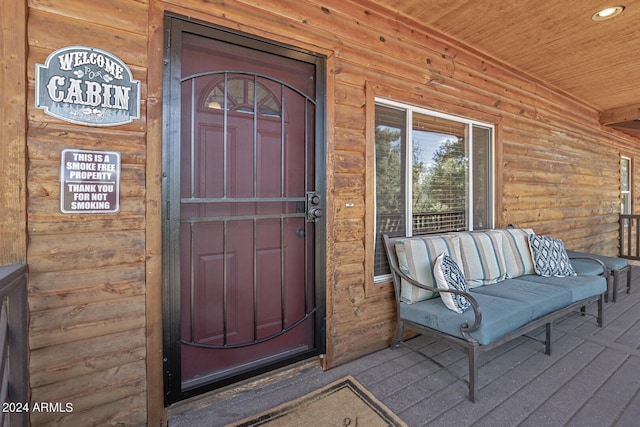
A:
[[306, 192, 322, 221]]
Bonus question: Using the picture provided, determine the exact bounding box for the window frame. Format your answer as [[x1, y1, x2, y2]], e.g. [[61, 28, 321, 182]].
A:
[[373, 97, 496, 282], [621, 155, 632, 215]]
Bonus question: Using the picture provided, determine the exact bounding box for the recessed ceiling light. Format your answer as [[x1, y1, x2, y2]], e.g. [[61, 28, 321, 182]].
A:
[[592, 5, 625, 21]]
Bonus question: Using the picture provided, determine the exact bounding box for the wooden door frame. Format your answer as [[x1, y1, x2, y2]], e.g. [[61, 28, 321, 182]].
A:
[[159, 13, 327, 406]]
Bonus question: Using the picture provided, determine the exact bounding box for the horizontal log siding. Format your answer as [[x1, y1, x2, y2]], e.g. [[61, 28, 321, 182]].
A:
[[197, 0, 640, 367], [26, 1, 148, 425], [22, 0, 640, 423]]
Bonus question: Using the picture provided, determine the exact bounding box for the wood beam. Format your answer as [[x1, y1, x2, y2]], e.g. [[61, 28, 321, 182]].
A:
[[609, 121, 640, 139], [600, 103, 640, 125]]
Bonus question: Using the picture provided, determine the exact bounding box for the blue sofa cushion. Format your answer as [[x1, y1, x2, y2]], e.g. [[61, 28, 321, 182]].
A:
[[518, 274, 606, 302], [566, 250, 629, 271], [401, 293, 534, 346], [569, 258, 606, 276], [471, 278, 572, 319]]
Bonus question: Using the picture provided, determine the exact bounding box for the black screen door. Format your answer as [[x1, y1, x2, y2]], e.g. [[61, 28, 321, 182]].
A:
[[162, 16, 326, 404]]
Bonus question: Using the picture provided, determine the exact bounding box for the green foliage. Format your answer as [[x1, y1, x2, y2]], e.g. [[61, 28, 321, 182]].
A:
[[375, 126, 468, 215], [375, 126, 403, 214], [413, 137, 467, 213]]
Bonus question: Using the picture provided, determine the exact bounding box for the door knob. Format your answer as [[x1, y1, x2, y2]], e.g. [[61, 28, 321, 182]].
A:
[[308, 207, 322, 220]]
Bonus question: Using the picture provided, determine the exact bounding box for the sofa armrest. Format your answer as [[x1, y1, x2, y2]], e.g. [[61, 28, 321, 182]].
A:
[[568, 255, 608, 277], [382, 234, 483, 334]]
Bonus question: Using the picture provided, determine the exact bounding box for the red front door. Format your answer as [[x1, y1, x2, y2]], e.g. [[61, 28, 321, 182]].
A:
[[163, 19, 325, 403]]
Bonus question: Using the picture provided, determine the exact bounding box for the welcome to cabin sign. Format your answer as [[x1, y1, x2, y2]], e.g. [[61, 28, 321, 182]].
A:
[[35, 46, 140, 126]]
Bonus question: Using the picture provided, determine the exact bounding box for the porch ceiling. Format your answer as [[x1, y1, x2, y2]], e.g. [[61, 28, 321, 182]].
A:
[[362, 0, 640, 138]]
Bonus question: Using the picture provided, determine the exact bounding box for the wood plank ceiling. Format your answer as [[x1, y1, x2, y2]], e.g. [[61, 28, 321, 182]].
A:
[[362, 0, 640, 138]]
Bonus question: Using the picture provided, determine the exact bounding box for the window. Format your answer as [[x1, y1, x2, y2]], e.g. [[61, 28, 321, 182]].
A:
[[621, 156, 632, 214], [203, 75, 282, 117], [374, 99, 494, 279]]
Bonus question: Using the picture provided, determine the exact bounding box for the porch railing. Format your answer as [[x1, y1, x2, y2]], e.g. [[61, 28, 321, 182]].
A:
[[619, 215, 640, 259], [412, 210, 466, 235], [0, 264, 28, 427], [377, 210, 466, 236]]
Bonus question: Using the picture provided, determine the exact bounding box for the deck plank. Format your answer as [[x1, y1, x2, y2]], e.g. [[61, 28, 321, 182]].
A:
[[168, 266, 640, 427]]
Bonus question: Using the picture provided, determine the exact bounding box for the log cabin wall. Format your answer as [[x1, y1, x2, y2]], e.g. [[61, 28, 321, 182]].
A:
[[14, 0, 640, 424], [1, 0, 27, 264], [26, 0, 149, 425]]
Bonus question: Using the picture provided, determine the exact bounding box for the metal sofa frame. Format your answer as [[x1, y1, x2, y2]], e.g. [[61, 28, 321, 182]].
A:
[[382, 234, 604, 402]]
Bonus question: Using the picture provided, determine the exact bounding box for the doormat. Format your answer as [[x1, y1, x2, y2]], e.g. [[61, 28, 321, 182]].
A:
[[228, 376, 407, 426]]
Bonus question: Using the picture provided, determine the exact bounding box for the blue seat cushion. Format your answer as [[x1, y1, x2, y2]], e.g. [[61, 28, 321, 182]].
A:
[[517, 274, 606, 302], [569, 258, 606, 276], [471, 278, 572, 319], [566, 250, 629, 271], [400, 293, 534, 346]]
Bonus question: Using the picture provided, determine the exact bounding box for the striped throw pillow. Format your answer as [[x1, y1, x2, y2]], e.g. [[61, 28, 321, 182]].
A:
[[455, 230, 508, 287], [496, 228, 536, 278], [395, 235, 463, 303]]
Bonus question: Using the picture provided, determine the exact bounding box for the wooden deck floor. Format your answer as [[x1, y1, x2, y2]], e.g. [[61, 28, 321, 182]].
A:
[[169, 266, 640, 426]]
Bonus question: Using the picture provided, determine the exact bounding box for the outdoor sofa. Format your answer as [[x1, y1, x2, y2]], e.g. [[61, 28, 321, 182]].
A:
[[382, 228, 607, 402]]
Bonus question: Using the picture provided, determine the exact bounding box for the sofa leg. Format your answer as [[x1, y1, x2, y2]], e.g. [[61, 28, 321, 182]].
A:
[[611, 266, 633, 301], [468, 343, 478, 403], [597, 294, 603, 327], [545, 323, 552, 355], [391, 321, 404, 349], [606, 273, 612, 303]]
